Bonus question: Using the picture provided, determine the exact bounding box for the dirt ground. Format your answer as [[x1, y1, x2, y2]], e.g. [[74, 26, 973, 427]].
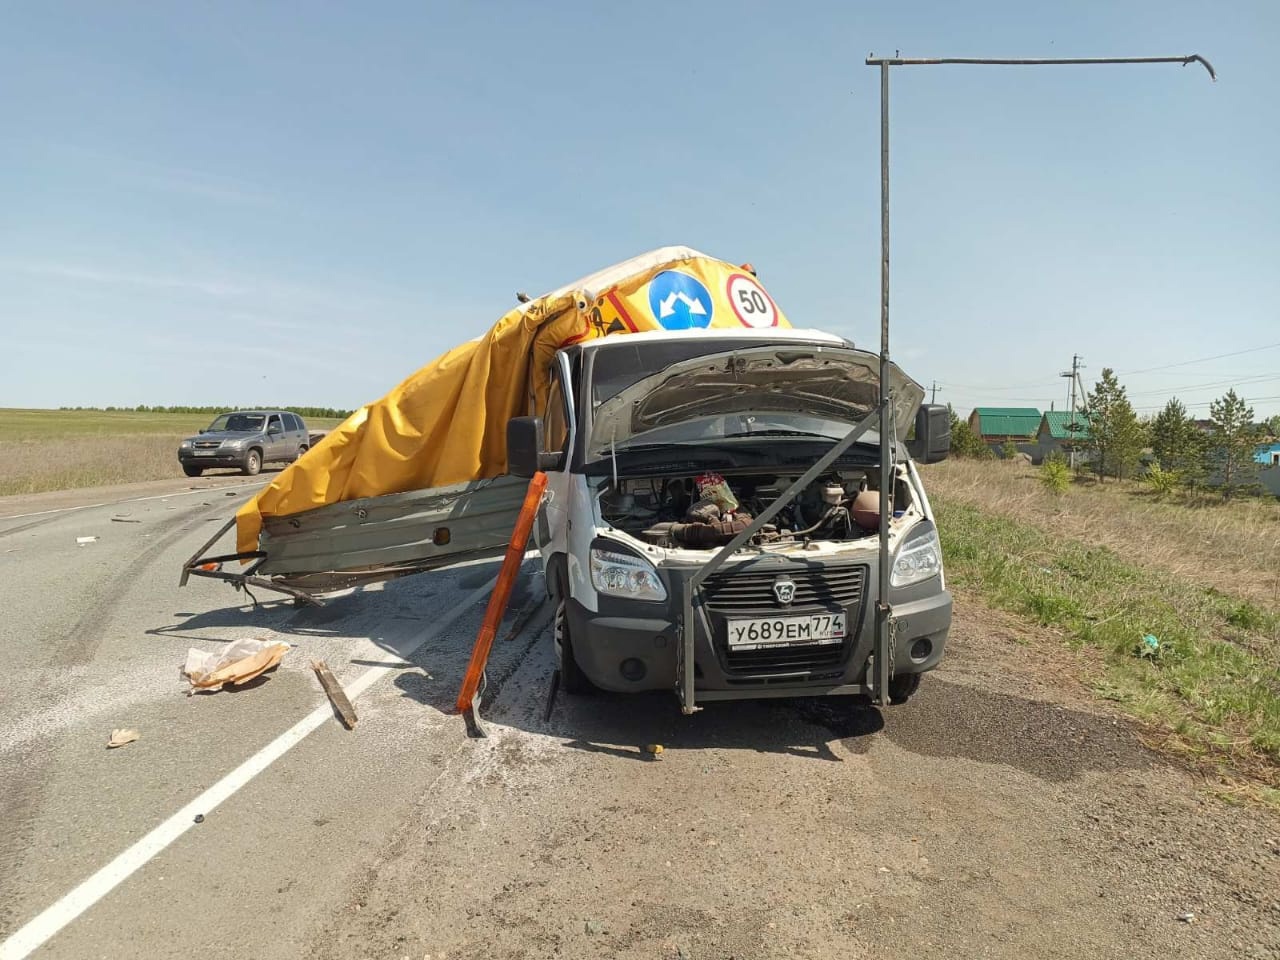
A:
[[310, 595, 1280, 960]]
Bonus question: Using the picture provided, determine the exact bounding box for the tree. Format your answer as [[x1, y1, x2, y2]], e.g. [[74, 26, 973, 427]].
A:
[[1266, 414, 1280, 439], [1083, 368, 1145, 481], [1150, 398, 1193, 471], [1208, 389, 1259, 499], [947, 406, 988, 459]]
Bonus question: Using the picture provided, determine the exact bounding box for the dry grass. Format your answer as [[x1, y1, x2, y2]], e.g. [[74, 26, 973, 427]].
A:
[[925, 458, 1280, 611], [0, 435, 195, 495]]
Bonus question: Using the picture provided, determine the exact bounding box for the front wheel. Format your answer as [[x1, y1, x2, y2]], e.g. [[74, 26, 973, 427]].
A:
[[888, 673, 921, 705], [554, 599, 593, 694], [182, 464, 203, 478], [241, 449, 262, 476]]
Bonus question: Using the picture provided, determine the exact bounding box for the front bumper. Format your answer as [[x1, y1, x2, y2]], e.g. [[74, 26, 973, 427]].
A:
[[179, 450, 246, 468], [567, 557, 951, 698]]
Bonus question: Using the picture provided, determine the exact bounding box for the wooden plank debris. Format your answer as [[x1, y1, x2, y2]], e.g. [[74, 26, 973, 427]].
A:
[[311, 660, 358, 729]]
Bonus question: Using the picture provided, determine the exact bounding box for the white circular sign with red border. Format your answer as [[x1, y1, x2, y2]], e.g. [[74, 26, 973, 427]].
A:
[[725, 273, 779, 328]]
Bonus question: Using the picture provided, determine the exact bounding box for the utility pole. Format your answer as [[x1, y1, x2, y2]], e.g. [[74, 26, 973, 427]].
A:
[[930, 380, 940, 404], [1059, 354, 1084, 468], [862, 49, 1213, 710]]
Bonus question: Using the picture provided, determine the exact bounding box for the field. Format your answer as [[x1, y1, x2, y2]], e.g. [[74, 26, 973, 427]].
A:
[[925, 458, 1280, 800], [0, 408, 345, 496]]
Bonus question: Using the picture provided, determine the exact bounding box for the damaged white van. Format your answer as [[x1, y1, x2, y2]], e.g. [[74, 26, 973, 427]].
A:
[[504, 327, 952, 710], [185, 249, 952, 714]]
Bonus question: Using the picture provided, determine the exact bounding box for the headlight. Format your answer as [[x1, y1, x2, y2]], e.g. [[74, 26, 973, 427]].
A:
[[220, 438, 246, 449], [179, 440, 193, 450], [891, 525, 942, 588], [590, 548, 667, 601]]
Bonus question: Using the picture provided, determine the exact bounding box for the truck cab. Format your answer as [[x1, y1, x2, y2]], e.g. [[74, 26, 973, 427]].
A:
[[505, 327, 952, 706]]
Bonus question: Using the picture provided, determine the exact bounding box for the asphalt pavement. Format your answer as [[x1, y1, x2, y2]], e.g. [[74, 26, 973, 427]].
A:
[[0, 484, 536, 959]]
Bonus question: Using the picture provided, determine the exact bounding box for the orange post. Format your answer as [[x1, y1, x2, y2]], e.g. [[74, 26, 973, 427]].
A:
[[455, 471, 548, 713]]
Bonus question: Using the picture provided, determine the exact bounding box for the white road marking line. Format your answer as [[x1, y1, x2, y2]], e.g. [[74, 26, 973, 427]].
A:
[[0, 572, 502, 960], [0, 482, 264, 522]]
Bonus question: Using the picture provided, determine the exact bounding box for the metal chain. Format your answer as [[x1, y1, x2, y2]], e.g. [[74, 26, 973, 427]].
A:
[[887, 615, 899, 678]]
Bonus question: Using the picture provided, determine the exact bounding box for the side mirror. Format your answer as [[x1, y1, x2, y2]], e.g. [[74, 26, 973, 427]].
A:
[[268, 424, 283, 436], [907, 404, 950, 464], [506, 416, 561, 478]]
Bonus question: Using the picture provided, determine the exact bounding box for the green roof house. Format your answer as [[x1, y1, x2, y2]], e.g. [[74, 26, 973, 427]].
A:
[[967, 407, 1042, 441], [1039, 411, 1092, 442], [1037, 411, 1093, 465]]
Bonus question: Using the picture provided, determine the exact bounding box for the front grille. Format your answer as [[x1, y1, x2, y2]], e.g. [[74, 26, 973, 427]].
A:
[[723, 644, 845, 677], [701, 563, 866, 612], [700, 562, 868, 678], [194, 441, 221, 450]]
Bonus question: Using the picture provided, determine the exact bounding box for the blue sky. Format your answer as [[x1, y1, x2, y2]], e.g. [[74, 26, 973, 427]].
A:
[[2, 1, 1277, 421]]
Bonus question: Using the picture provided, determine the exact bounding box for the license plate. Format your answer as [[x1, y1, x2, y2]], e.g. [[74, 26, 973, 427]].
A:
[[727, 613, 847, 650], [194, 450, 216, 457]]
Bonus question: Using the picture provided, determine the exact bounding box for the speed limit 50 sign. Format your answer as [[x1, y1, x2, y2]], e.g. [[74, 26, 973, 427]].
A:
[[725, 273, 779, 328]]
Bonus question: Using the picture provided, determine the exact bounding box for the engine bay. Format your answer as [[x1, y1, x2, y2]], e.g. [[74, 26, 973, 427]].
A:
[[599, 469, 895, 550]]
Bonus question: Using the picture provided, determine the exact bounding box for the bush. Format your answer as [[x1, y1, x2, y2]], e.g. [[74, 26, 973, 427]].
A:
[[1145, 462, 1181, 499], [1001, 441, 1019, 461], [1040, 457, 1071, 495]]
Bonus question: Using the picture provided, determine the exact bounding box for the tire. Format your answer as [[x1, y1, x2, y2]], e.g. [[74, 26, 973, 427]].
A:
[[182, 464, 204, 478], [242, 448, 262, 476], [888, 673, 921, 705], [554, 599, 594, 694]]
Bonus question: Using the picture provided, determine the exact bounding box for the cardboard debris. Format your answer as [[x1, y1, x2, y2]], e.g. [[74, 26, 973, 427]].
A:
[[107, 728, 139, 749], [183, 638, 290, 692], [76, 536, 98, 545]]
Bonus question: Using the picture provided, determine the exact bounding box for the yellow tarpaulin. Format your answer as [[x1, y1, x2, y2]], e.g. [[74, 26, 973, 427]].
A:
[[236, 247, 791, 554]]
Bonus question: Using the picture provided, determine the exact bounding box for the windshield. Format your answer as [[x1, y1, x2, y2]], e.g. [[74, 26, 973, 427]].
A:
[[208, 413, 265, 432]]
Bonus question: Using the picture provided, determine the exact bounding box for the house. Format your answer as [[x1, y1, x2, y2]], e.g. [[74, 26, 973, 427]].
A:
[[1037, 411, 1092, 464], [1255, 441, 1280, 468], [968, 407, 1042, 458]]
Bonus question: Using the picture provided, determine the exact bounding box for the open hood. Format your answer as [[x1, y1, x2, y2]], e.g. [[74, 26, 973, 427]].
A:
[[590, 344, 925, 455]]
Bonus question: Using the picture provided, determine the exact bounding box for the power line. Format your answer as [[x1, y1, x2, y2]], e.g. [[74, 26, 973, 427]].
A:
[[1125, 372, 1280, 398], [1117, 341, 1280, 377]]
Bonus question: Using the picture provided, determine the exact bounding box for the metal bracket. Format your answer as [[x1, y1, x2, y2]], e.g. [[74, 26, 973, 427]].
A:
[[464, 672, 491, 738], [677, 404, 885, 715]]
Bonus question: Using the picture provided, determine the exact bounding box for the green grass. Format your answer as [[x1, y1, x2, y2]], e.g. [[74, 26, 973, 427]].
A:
[[934, 496, 1280, 787], [0, 408, 222, 441], [0, 408, 345, 496]]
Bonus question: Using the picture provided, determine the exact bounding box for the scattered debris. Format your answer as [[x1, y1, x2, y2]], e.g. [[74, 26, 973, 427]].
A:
[[312, 660, 358, 729], [1177, 912, 1196, 923], [644, 743, 664, 760], [193, 814, 205, 824], [76, 536, 98, 545], [110, 516, 142, 523], [183, 638, 290, 692], [107, 728, 139, 749], [225, 492, 237, 497], [584, 919, 605, 935], [1136, 634, 1162, 659]]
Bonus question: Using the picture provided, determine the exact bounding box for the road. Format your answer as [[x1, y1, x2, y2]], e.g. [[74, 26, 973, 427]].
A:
[[0, 482, 1276, 960]]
